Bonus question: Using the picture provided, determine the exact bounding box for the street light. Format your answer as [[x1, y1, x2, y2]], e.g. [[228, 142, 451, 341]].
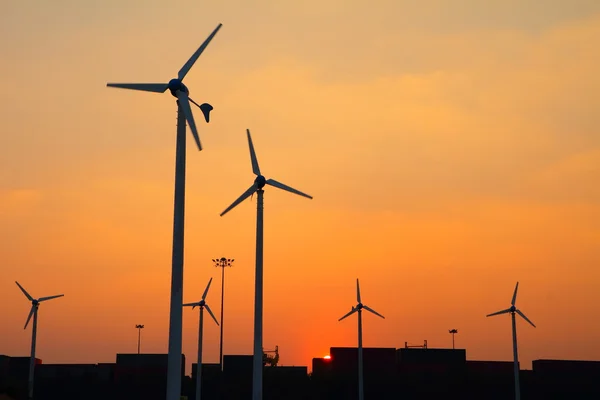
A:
[[449, 329, 458, 350], [213, 257, 234, 370], [136, 324, 145, 354]]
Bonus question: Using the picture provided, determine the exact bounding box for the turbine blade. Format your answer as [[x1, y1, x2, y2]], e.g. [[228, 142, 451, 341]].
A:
[[363, 305, 385, 319], [246, 129, 261, 176], [511, 282, 519, 306], [356, 279, 361, 304], [220, 184, 257, 217], [202, 278, 213, 300], [177, 23, 223, 80], [265, 179, 313, 199], [516, 309, 536, 328], [24, 306, 35, 330], [486, 308, 512, 317], [205, 304, 219, 326], [177, 93, 202, 151], [183, 302, 200, 307], [38, 294, 64, 302], [338, 308, 357, 322], [106, 83, 168, 93], [15, 281, 33, 301]]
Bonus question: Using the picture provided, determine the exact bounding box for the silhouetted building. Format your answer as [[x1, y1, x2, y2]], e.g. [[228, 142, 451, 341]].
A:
[[34, 363, 107, 400], [264, 366, 308, 400], [397, 348, 467, 399], [0, 356, 41, 400], [114, 354, 185, 400], [324, 347, 397, 400], [465, 360, 515, 399], [2, 351, 600, 399], [222, 355, 252, 399], [533, 359, 600, 398], [189, 363, 220, 399]]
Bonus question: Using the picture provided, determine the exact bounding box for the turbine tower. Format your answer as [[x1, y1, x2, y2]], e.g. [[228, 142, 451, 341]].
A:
[[338, 279, 385, 400], [220, 129, 313, 400], [486, 282, 536, 400], [183, 278, 219, 400], [16, 281, 64, 400], [106, 23, 222, 400]]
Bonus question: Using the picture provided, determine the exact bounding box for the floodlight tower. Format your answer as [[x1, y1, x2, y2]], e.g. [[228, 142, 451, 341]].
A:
[[136, 324, 145, 354], [449, 329, 458, 349], [212, 257, 234, 371]]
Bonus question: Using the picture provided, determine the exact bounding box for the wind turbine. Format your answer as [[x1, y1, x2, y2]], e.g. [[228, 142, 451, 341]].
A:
[[220, 129, 313, 400], [486, 282, 536, 400], [183, 277, 219, 400], [106, 23, 222, 400], [16, 281, 64, 400], [338, 279, 385, 400]]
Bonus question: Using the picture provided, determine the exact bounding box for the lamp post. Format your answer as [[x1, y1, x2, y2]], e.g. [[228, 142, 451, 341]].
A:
[[213, 257, 234, 370], [136, 324, 145, 354], [449, 329, 458, 350]]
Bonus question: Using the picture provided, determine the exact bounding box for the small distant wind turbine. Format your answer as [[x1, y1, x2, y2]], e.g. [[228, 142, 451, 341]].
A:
[[220, 129, 313, 400], [338, 279, 385, 400], [183, 278, 219, 400], [486, 282, 536, 400], [16, 281, 64, 400], [106, 23, 222, 400]]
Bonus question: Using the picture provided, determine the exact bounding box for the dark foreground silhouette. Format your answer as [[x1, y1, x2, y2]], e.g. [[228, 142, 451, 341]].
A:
[[1, 346, 599, 399]]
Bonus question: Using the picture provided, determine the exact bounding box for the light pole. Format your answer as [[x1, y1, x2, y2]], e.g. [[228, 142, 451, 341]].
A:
[[136, 324, 145, 354], [213, 257, 234, 371], [449, 329, 458, 350]]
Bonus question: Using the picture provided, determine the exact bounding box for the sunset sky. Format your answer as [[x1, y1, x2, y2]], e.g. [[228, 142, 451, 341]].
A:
[[1, 0, 599, 373]]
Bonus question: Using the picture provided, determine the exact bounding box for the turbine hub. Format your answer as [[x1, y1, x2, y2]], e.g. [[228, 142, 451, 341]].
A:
[[32, 300, 39, 306], [356, 303, 363, 310], [255, 175, 266, 189], [199, 300, 205, 307], [168, 79, 189, 97], [510, 305, 516, 312]]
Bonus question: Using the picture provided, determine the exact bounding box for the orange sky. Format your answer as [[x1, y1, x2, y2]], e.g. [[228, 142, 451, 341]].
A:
[[1, 1, 599, 373]]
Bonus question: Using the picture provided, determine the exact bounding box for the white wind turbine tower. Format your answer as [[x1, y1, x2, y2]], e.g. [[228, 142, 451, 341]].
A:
[[106, 23, 222, 400], [16, 281, 64, 400], [338, 279, 385, 400], [486, 282, 536, 400], [183, 277, 219, 400], [220, 129, 313, 400]]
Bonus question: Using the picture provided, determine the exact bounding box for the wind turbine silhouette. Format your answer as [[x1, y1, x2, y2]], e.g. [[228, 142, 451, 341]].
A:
[[338, 279, 385, 400], [16, 281, 64, 400], [183, 278, 219, 400], [486, 282, 536, 400], [106, 23, 222, 400], [220, 129, 312, 400]]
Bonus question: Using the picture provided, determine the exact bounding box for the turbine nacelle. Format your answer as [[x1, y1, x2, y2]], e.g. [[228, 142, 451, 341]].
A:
[[168, 79, 189, 97], [192, 300, 206, 310], [255, 175, 266, 189]]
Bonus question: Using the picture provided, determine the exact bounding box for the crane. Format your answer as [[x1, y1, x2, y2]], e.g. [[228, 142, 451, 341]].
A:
[[263, 345, 279, 367]]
